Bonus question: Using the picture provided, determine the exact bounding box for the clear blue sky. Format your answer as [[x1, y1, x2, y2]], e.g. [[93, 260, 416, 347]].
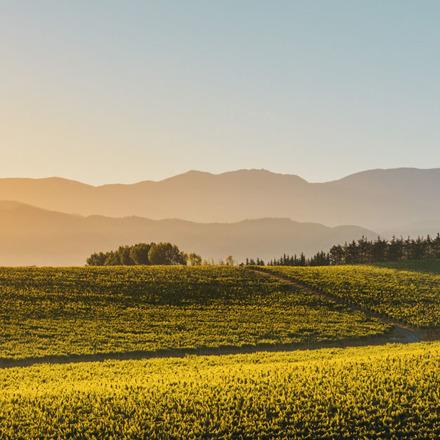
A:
[[1, 1, 439, 184]]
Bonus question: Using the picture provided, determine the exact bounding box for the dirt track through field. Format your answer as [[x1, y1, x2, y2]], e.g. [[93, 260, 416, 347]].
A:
[[0, 268, 430, 370], [0, 326, 424, 370], [251, 267, 424, 343]]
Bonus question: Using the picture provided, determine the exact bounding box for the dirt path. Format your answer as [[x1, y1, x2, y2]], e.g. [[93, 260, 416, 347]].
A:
[[392, 327, 422, 343], [0, 326, 424, 370], [251, 267, 424, 344]]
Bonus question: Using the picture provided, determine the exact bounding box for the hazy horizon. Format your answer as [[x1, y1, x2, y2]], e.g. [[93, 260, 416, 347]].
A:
[[1, 166, 440, 187], [1, 1, 440, 185], [2, 1, 440, 264]]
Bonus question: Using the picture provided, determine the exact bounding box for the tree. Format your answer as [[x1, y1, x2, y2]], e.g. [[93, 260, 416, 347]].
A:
[[371, 237, 387, 262], [86, 252, 107, 266], [387, 236, 404, 261], [148, 242, 187, 265], [329, 245, 344, 265], [357, 236, 372, 264], [225, 255, 234, 266], [432, 234, 440, 259], [344, 240, 359, 264], [188, 252, 202, 266], [104, 251, 121, 266], [129, 243, 152, 265], [117, 246, 135, 265], [309, 251, 330, 266]]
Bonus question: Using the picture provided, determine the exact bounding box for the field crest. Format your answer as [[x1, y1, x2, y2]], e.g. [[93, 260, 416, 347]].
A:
[[0, 266, 388, 363]]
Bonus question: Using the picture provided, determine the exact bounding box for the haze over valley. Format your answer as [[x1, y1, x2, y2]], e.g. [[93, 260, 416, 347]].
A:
[[1, 168, 438, 232], [0, 167, 439, 265], [0, 200, 376, 266]]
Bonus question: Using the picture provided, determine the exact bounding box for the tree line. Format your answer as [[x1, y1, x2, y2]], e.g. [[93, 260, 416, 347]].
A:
[[86, 242, 203, 266], [246, 234, 440, 267]]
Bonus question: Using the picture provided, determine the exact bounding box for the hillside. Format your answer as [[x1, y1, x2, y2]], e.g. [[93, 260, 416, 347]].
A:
[[264, 265, 440, 329], [0, 266, 388, 362], [2, 343, 440, 439], [0, 168, 439, 232], [0, 201, 376, 266]]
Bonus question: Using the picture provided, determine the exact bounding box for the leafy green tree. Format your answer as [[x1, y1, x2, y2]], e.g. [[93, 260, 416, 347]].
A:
[[309, 251, 330, 266], [357, 236, 373, 263], [129, 243, 152, 265], [117, 246, 135, 265], [104, 251, 121, 266], [225, 255, 234, 266], [387, 236, 404, 261], [344, 241, 359, 264], [329, 245, 344, 265], [86, 252, 107, 266], [188, 253, 202, 266], [148, 243, 187, 265], [371, 237, 388, 262], [432, 234, 440, 259]]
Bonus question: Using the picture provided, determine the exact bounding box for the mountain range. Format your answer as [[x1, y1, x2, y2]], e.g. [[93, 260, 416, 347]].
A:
[[0, 201, 376, 266], [0, 168, 439, 233], [1, 167, 439, 266]]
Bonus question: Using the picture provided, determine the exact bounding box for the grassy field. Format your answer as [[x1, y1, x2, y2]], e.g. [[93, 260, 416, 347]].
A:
[[374, 259, 440, 275], [264, 265, 440, 329], [0, 266, 388, 360], [1, 342, 439, 439], [1, 264, 439, 439]]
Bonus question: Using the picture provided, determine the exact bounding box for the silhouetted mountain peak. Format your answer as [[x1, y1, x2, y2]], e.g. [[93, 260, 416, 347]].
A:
[[1, 168, 440, 230], [332, 167, 440, 184], [0, 204, 376, 266]]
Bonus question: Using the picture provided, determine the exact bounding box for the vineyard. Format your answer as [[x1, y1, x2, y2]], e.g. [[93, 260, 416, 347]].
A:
[[1, 342, 439, 439], [374, 259, 440, 275], [263, 265, 440, 329], [1, 265, 440, 438], [0, 266, 388, 361]]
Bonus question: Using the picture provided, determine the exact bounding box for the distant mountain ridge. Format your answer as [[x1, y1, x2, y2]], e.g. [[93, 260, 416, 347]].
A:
[[0, 168, 439, 232], [0, 201, 376, 266]]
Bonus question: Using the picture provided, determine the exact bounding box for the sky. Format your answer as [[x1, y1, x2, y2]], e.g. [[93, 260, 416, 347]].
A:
[[1, 0, 440, 185]]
